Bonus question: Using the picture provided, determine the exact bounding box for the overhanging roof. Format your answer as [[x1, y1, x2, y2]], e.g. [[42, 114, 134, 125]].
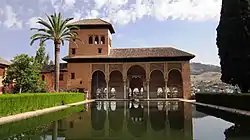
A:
[[0, 57, 10, 66], [63, 47, 195, 63], [69, 18, 115, 34]]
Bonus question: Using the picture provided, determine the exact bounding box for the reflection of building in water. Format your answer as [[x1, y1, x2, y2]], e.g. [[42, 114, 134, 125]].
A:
[[59, 101, 193, 140]]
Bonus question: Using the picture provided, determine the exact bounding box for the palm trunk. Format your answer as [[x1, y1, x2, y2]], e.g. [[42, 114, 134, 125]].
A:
[[54, 43, 60, 92], [52, 121, 58, 140]]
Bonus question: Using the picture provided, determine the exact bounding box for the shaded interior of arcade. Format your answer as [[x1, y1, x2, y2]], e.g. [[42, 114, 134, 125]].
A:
[[91, 64, 184, 99]]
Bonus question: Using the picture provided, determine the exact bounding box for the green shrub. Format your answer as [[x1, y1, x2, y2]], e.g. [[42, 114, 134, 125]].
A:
[[0, 105, 83, 139], [0, 92, 85, 117]]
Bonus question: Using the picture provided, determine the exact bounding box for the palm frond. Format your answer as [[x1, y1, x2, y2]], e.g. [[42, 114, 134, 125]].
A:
[[31, 33, 51, 39], [30, 12, 80, 48], [67, 25, 80, 30], [61, 36, 83, 48], [46, 13, 56, 33], [36, 18, 53, 31], [30, 36, 51, 46], [63, 38, 81, 48], [30, 28, 53, 36], [59, 17, 74, 34]]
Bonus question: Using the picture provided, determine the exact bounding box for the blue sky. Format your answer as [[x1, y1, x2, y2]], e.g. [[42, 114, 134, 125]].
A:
[[0, 0, 222, 65]]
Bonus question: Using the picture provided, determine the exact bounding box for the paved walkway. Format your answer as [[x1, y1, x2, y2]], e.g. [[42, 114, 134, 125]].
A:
[[0, 99, 95, 125]]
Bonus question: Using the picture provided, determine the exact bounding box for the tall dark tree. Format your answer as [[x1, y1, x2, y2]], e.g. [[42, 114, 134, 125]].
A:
[[30, 12, 80, 92], [35, 40, 50, 67], [216, 0, 250, 92]]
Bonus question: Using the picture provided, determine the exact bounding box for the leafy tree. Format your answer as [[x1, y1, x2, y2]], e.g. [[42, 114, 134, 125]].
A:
[[30, 12, 80, 92], [49, 60, 54, 65], [216, 0, 250, 92], [2, 54, 46, 93], [35, 39, 50, 67]]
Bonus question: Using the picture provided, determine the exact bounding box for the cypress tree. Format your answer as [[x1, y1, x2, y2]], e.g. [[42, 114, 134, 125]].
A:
[[217, 0, 250, 92]]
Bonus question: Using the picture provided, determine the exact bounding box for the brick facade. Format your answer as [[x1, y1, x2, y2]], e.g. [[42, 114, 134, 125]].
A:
[[0, 64, 9, 94], [41, 19, 195, 99]]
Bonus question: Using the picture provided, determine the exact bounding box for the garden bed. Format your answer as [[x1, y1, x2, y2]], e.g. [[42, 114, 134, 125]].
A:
[[0, 93, 85, 117]]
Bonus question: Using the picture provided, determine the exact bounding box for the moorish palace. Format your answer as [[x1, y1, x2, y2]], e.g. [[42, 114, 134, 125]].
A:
[[1, 19, 195, 99], [41, 19, 195, 99]]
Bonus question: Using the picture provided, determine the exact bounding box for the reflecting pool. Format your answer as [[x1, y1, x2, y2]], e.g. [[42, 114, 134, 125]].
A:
[[1, 101, 250, 140]]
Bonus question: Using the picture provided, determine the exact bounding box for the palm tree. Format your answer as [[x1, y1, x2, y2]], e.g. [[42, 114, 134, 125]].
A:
[[30, 12, 80, 92]]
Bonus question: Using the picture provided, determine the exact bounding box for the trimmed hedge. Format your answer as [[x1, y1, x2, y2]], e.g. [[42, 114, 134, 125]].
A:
[[0, 93, 85, 117], [0, 105, 83, 139], [196, 93, 250, 111]]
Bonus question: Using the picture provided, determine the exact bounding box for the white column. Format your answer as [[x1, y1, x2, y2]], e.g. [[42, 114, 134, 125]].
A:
[[165, 80, 168, 100], [123, 80, 127, 99], [147, 81, 150, 100], [106, 81, 109, 99]]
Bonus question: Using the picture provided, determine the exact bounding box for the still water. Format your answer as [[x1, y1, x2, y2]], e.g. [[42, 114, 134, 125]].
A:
[[0, 101, 250, 140]]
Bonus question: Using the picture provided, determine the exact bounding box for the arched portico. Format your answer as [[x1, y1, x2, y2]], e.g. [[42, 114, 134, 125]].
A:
[[91, 70, 106, 99], [127, 65, 146, 97], [167, 69, 183, 98], [109, 71, 123, 98], [149, 70, 165, 98], [89, 62, 190, 99]]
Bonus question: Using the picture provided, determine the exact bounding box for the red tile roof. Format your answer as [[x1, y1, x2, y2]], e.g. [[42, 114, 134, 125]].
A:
[[0, 57, 10, 66], [109, 47, 194, 58], [64, 47, 195, 59], [69, 18, 115, 33]]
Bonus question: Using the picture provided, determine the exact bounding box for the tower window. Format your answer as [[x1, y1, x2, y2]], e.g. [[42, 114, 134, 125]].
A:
[[59, 73, 64, 81], [100, 36, 105, 44], [94, 36, 99, 44], [42, 75, 45, 81], [71, 73, 75, 79], [89, 36, 93, 44], [98, 48, 102, 54], [72, 48, 76, 55]]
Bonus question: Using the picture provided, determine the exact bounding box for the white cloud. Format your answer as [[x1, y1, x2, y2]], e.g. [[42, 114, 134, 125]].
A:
[[94, 0, 222, 25], [27, 16, 42, 28], [36, 0, 222, 25], [62, 0, 76, 10], [0, 0, 222, 29], [85, 10, 100, 19], [2, 5, 23, 29]]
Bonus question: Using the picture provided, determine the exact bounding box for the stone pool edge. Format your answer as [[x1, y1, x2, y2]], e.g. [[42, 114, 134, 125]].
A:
[[0, 99, 95, 125], [180, 99, 250, 117]]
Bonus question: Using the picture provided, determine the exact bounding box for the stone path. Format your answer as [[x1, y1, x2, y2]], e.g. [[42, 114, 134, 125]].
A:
[[0, 99, 95, 125]]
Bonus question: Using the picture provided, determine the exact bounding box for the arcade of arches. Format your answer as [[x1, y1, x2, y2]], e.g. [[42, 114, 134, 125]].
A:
[[90, 62, 191, 99]]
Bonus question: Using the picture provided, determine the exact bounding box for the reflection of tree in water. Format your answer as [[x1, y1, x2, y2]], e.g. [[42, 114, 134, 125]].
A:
[[168, 102, 184, 130], [150, 102, 166, 131], [3, 124, 49, 140], [91, 102, 106, 131], [109, 102, 124, 132], [127, 103, 147, 137], [224, 125, 250, 140]]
